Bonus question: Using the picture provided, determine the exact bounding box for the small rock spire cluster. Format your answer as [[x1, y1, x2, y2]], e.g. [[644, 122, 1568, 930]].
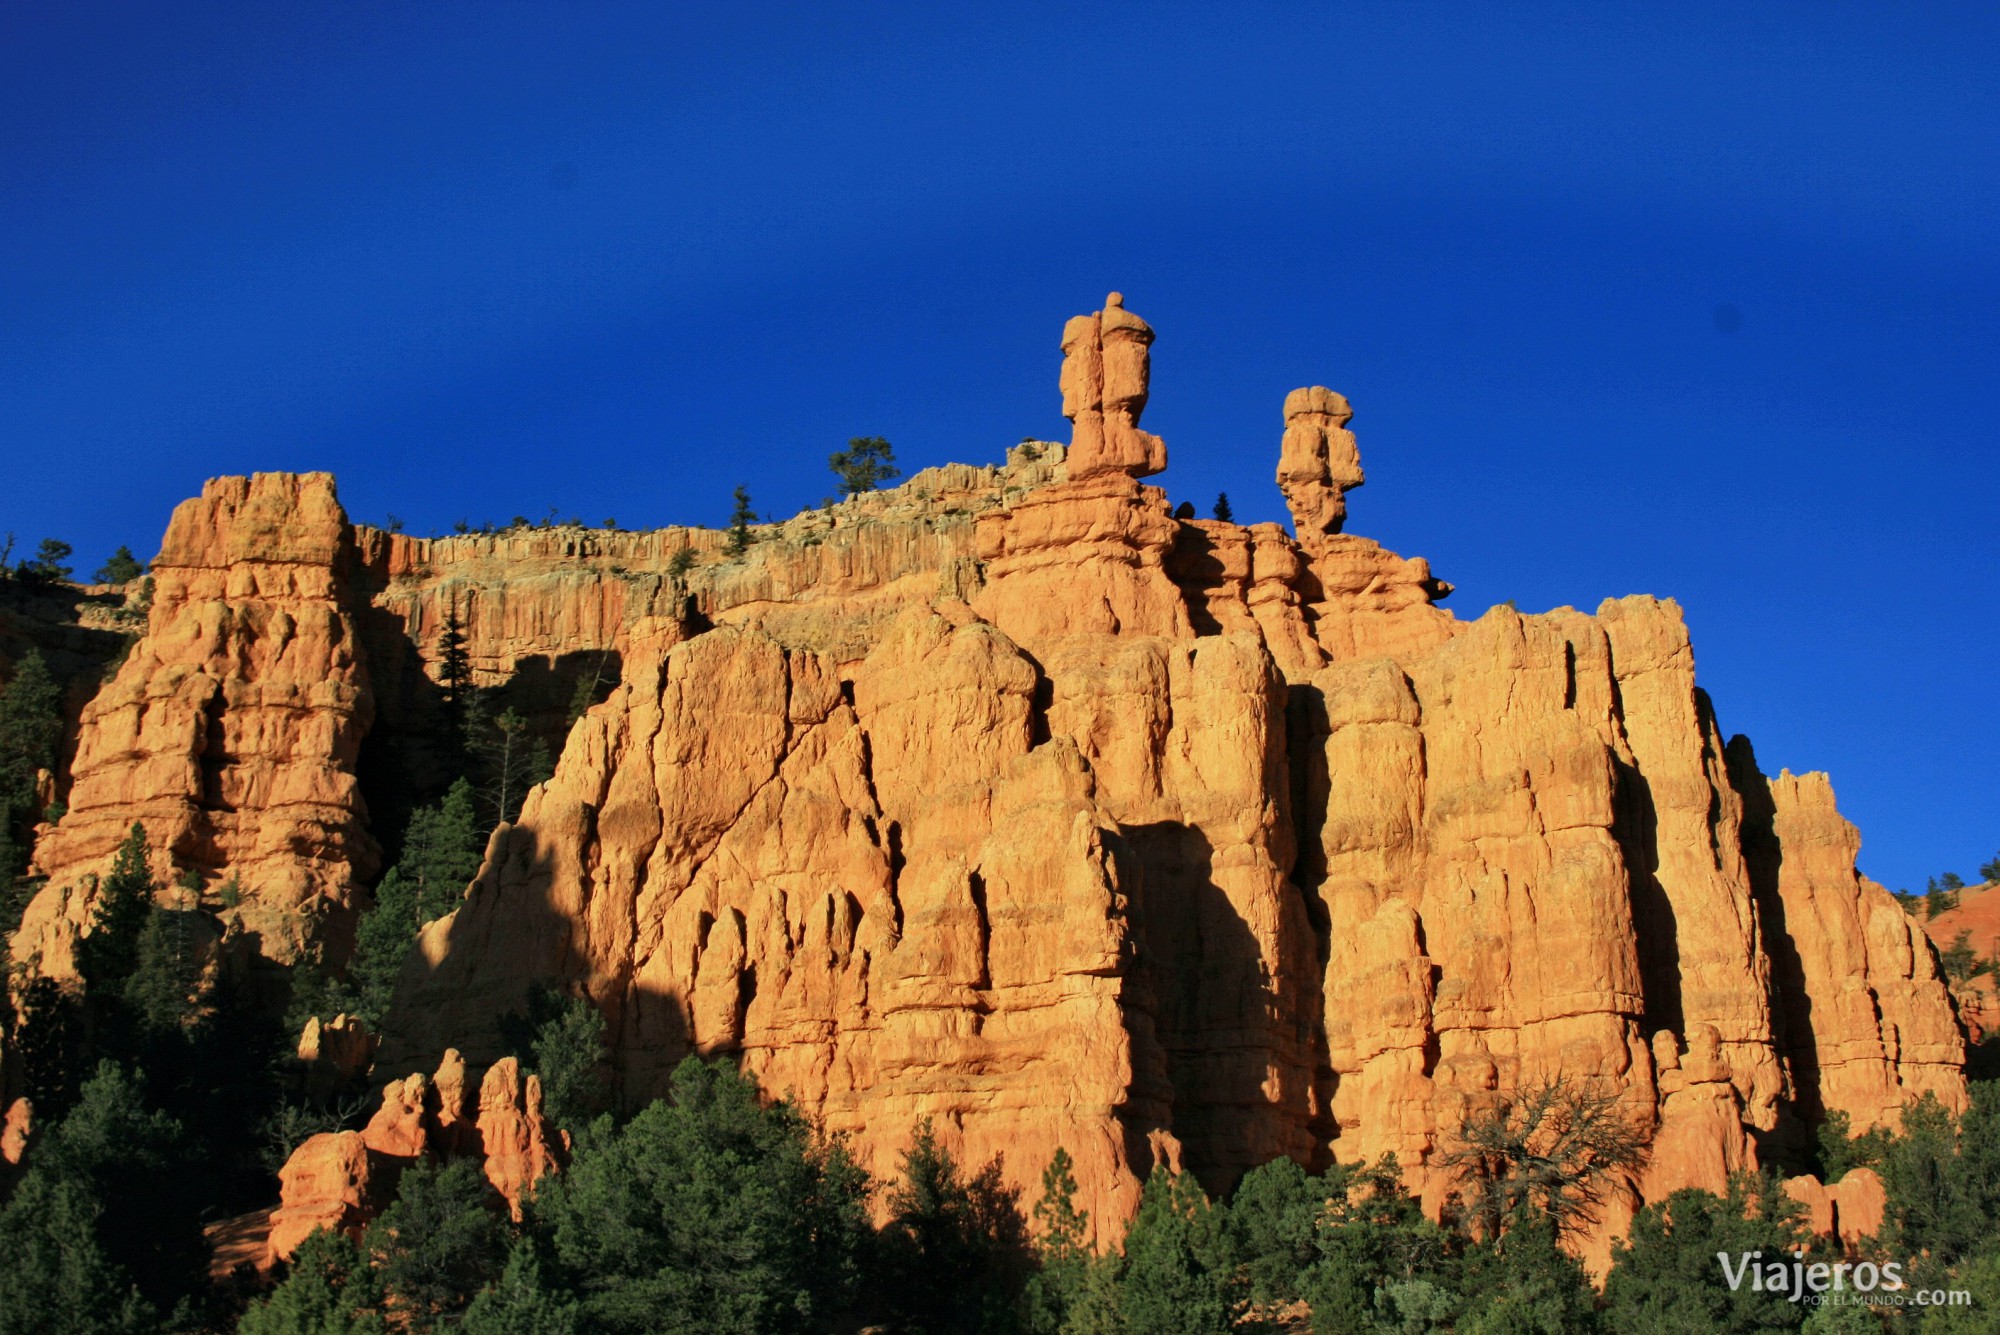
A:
[[1059, 292, 1167, 480]]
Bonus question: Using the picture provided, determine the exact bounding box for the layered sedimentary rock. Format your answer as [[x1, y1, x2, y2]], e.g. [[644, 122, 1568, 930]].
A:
[[9, 295, 1969, 1255], [1735, 762, 1967, 1130], [20, 474, 380, 973], [265, 1046, 562, 1263]]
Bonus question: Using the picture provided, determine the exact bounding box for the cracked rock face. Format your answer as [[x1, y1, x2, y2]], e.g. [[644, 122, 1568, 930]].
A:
[[11, 298, 1966, 1257], [23, 472, 380, 975]]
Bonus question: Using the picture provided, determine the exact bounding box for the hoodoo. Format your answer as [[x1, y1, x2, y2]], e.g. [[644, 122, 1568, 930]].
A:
[[7, 296, 1966, 1261]]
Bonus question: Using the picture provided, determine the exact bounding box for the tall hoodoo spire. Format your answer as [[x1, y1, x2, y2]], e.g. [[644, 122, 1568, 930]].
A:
[[1276, 385, 1364, 538], [1058, 292, 1167, 480]]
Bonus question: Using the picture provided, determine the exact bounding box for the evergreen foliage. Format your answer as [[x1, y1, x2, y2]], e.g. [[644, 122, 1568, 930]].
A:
[[1455, 1214, 1600, 1333], [17, 537, 75, 585], [75, 823, 155, 992], [1880, 1085, 2000, 1282], [460, 1243, 584, 1335], [1225, 1154, 1327, 1305], [1113, 1166, 1242, 1335], [93, 546, 145, 585], [7, 1062, 208, 1321], [1602, 1176, 1815, 1333], [1817, 1108, 1895, 1181], [240, 1229, 387, 1335], [499, 985, 609, 1132], [0, 1172, 153, 1335], [475, 706, 549, 830], [365, 1159, 510, 1328], [531, 1055, 872, 1333], [877, 1118, 1034, 1332], [828, 436, 899, 496], [1021, 1147, 1091, 1331], [1941, 928, 1980, 983], [1212, 492, 1233, 522], [1297, 1156, 1460, 1332], [436, 605, 474, 744], [121, 901, 205, 1040], [343, 780, 482, 1025], [0, 648, 61, 880], [725, 486, 757, 556]]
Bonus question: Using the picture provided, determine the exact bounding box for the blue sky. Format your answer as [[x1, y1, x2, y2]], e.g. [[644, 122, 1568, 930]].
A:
[[2, 2, 1995, 890]]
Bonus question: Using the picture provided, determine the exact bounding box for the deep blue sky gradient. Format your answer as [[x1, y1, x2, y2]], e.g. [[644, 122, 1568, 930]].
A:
[[2, 3, 1995, 890]]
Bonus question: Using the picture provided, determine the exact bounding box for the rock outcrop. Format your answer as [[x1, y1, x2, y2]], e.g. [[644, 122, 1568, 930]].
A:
[[1783, 1167, 1889, 1253], [264, 1046, 563, 1263], [1922, 881, 2000, 1041], [1060, 293, 1166, 481], [20, 473, 380, 974], [1276, 386, 1363, 538], [9, 296, 1968, 1260], [266, 1130, 381, 1264]]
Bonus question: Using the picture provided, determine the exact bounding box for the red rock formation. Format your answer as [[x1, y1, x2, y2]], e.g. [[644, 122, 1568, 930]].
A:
[[264, 1046, 563, 1260], [19, 473, 380, 975], [1736, 761, 1967, 1130], [1, 1096, 28, 1192], [474, 1057, 565, 1218], [1060, 293, 1166, 481], [1922, 882, 2000, 1041], [1276, 386, 1363, 538], [17, 297, 1967, 1262], [1783, 1166, 1888, 1252], [265, 1130, 381, 1264]]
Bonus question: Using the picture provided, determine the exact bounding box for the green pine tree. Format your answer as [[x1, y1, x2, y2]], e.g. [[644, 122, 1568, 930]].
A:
[[879, 1117, 1033, 1333], [0, 648, 61, 877], [531, 1055, 872, 1333], [343, 780, 482, 1026], [828, 436, 900, 497], [725, 486, 757, 557], [1212, 493, 1233, 522], [1225, 1155, 1327, 1306], [18, 537, 75, 585], [1298, 1156, 1461, 1332], [122, 901, 205, 1040], [240, 1227, 387, 1335], [461, 1243, 583, 1335], [92, 546, 145, 585], [29, 1061, 207, 1318], [1022, 1147, 1092, 1333], [0, 1172, 153, 1335], [475, 707, 548, 830], [366, 1158, 509, 1329], [1602, 1176, 1816, 1333], [1116, 1165, 1240, 1335], [499, 985, 609, 1133], [76, 824, 155, 992], [1456, 1213, 1600, 1334], [437, 606, 473, 726]]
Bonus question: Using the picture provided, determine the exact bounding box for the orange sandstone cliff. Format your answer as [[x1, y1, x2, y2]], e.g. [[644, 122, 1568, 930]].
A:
[[5, 296, 1967, 1254]]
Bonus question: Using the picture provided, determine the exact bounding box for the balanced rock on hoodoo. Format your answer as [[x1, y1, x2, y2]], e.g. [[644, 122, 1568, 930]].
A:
[[1059, 292, 1166, 480], [1276, 385, 1364, 539]]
